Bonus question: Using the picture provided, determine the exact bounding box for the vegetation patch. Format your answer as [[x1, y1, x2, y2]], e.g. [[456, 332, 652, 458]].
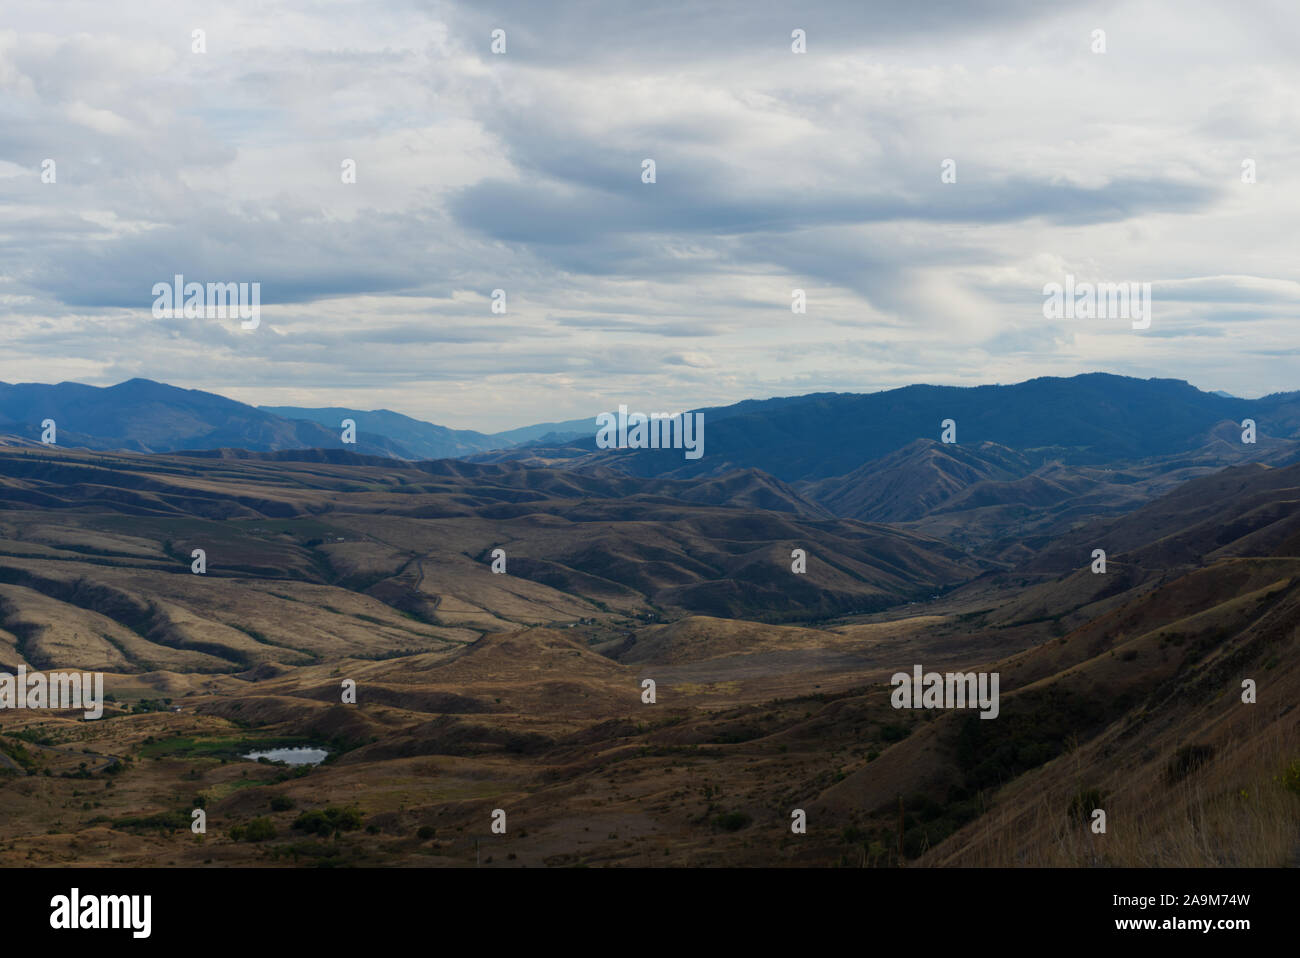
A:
[[1068, 787, 1107, 824], [1165, 744, 1216, 784], [111, 809, 191, 834], [230, 817, 277, 842], [293, 805, 364, 836], [954, 687, 1109, 791], [711, 810, 752, 832]]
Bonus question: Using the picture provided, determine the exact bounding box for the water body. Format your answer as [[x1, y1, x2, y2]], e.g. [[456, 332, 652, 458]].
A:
[[242, 747, 328, 766]]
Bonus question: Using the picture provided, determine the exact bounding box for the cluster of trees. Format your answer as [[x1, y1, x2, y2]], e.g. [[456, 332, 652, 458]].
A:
[[292, 805, 363, 836]]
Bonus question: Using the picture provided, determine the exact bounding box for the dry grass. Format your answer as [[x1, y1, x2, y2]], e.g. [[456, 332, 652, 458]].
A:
[[927, 718, 1300, 867]]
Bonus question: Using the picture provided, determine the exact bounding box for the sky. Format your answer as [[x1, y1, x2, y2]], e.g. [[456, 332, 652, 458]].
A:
[[1, 0, 1297, 431]]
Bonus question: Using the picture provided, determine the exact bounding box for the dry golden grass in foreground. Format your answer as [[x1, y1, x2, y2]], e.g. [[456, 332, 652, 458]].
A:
[[925, 697, 1300, 866]]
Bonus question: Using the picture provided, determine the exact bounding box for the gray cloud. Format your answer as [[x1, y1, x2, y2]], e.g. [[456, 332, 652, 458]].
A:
[[0, 0, 1296, 429]]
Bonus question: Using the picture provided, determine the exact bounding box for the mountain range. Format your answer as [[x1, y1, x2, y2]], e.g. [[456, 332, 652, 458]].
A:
[[3, 374, 1295, 550], [0, 378, 591, 462], [258, 405, 593, 459], [476, 373, 1300, 479], [5, 374, 1296, 472]]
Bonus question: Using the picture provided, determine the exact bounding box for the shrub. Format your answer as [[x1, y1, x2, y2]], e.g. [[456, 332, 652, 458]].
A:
[[417, 825, 436, 840], [955, 687, 1109, 791], [903, 819, 958, 858], [712, 810, 751, 832], [112, 810, 191, 833], [1165, 744, 1215, 784], [840, 825, 868, 844], [1068, 787, 1107, 824], [243, 817, 277, 842], [269, 795, 295, 812], [293, 805, 363, 836]]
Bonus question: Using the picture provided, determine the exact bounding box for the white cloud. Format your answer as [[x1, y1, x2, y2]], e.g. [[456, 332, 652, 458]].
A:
[[0, 0, 1295, 429]]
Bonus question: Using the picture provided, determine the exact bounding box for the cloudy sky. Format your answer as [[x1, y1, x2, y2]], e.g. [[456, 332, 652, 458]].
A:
[[1, 0, 1297, 431]]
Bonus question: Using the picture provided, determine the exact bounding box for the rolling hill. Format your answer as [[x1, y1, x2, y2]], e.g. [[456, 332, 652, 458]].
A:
[[0, 441, 1295, 868]]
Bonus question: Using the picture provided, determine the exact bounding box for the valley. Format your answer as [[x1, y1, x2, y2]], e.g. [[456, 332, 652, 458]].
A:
[[0, 441, 1295, 867]]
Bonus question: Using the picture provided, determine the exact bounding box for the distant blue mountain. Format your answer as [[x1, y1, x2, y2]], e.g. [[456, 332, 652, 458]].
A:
[[482, 374, 1300, 481], [260, 407, 594, 458], [2, 376, 1297, 482], [488, 417, 594, 446], [0, 378, 405, 457], [259, 405, 502, 460]]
